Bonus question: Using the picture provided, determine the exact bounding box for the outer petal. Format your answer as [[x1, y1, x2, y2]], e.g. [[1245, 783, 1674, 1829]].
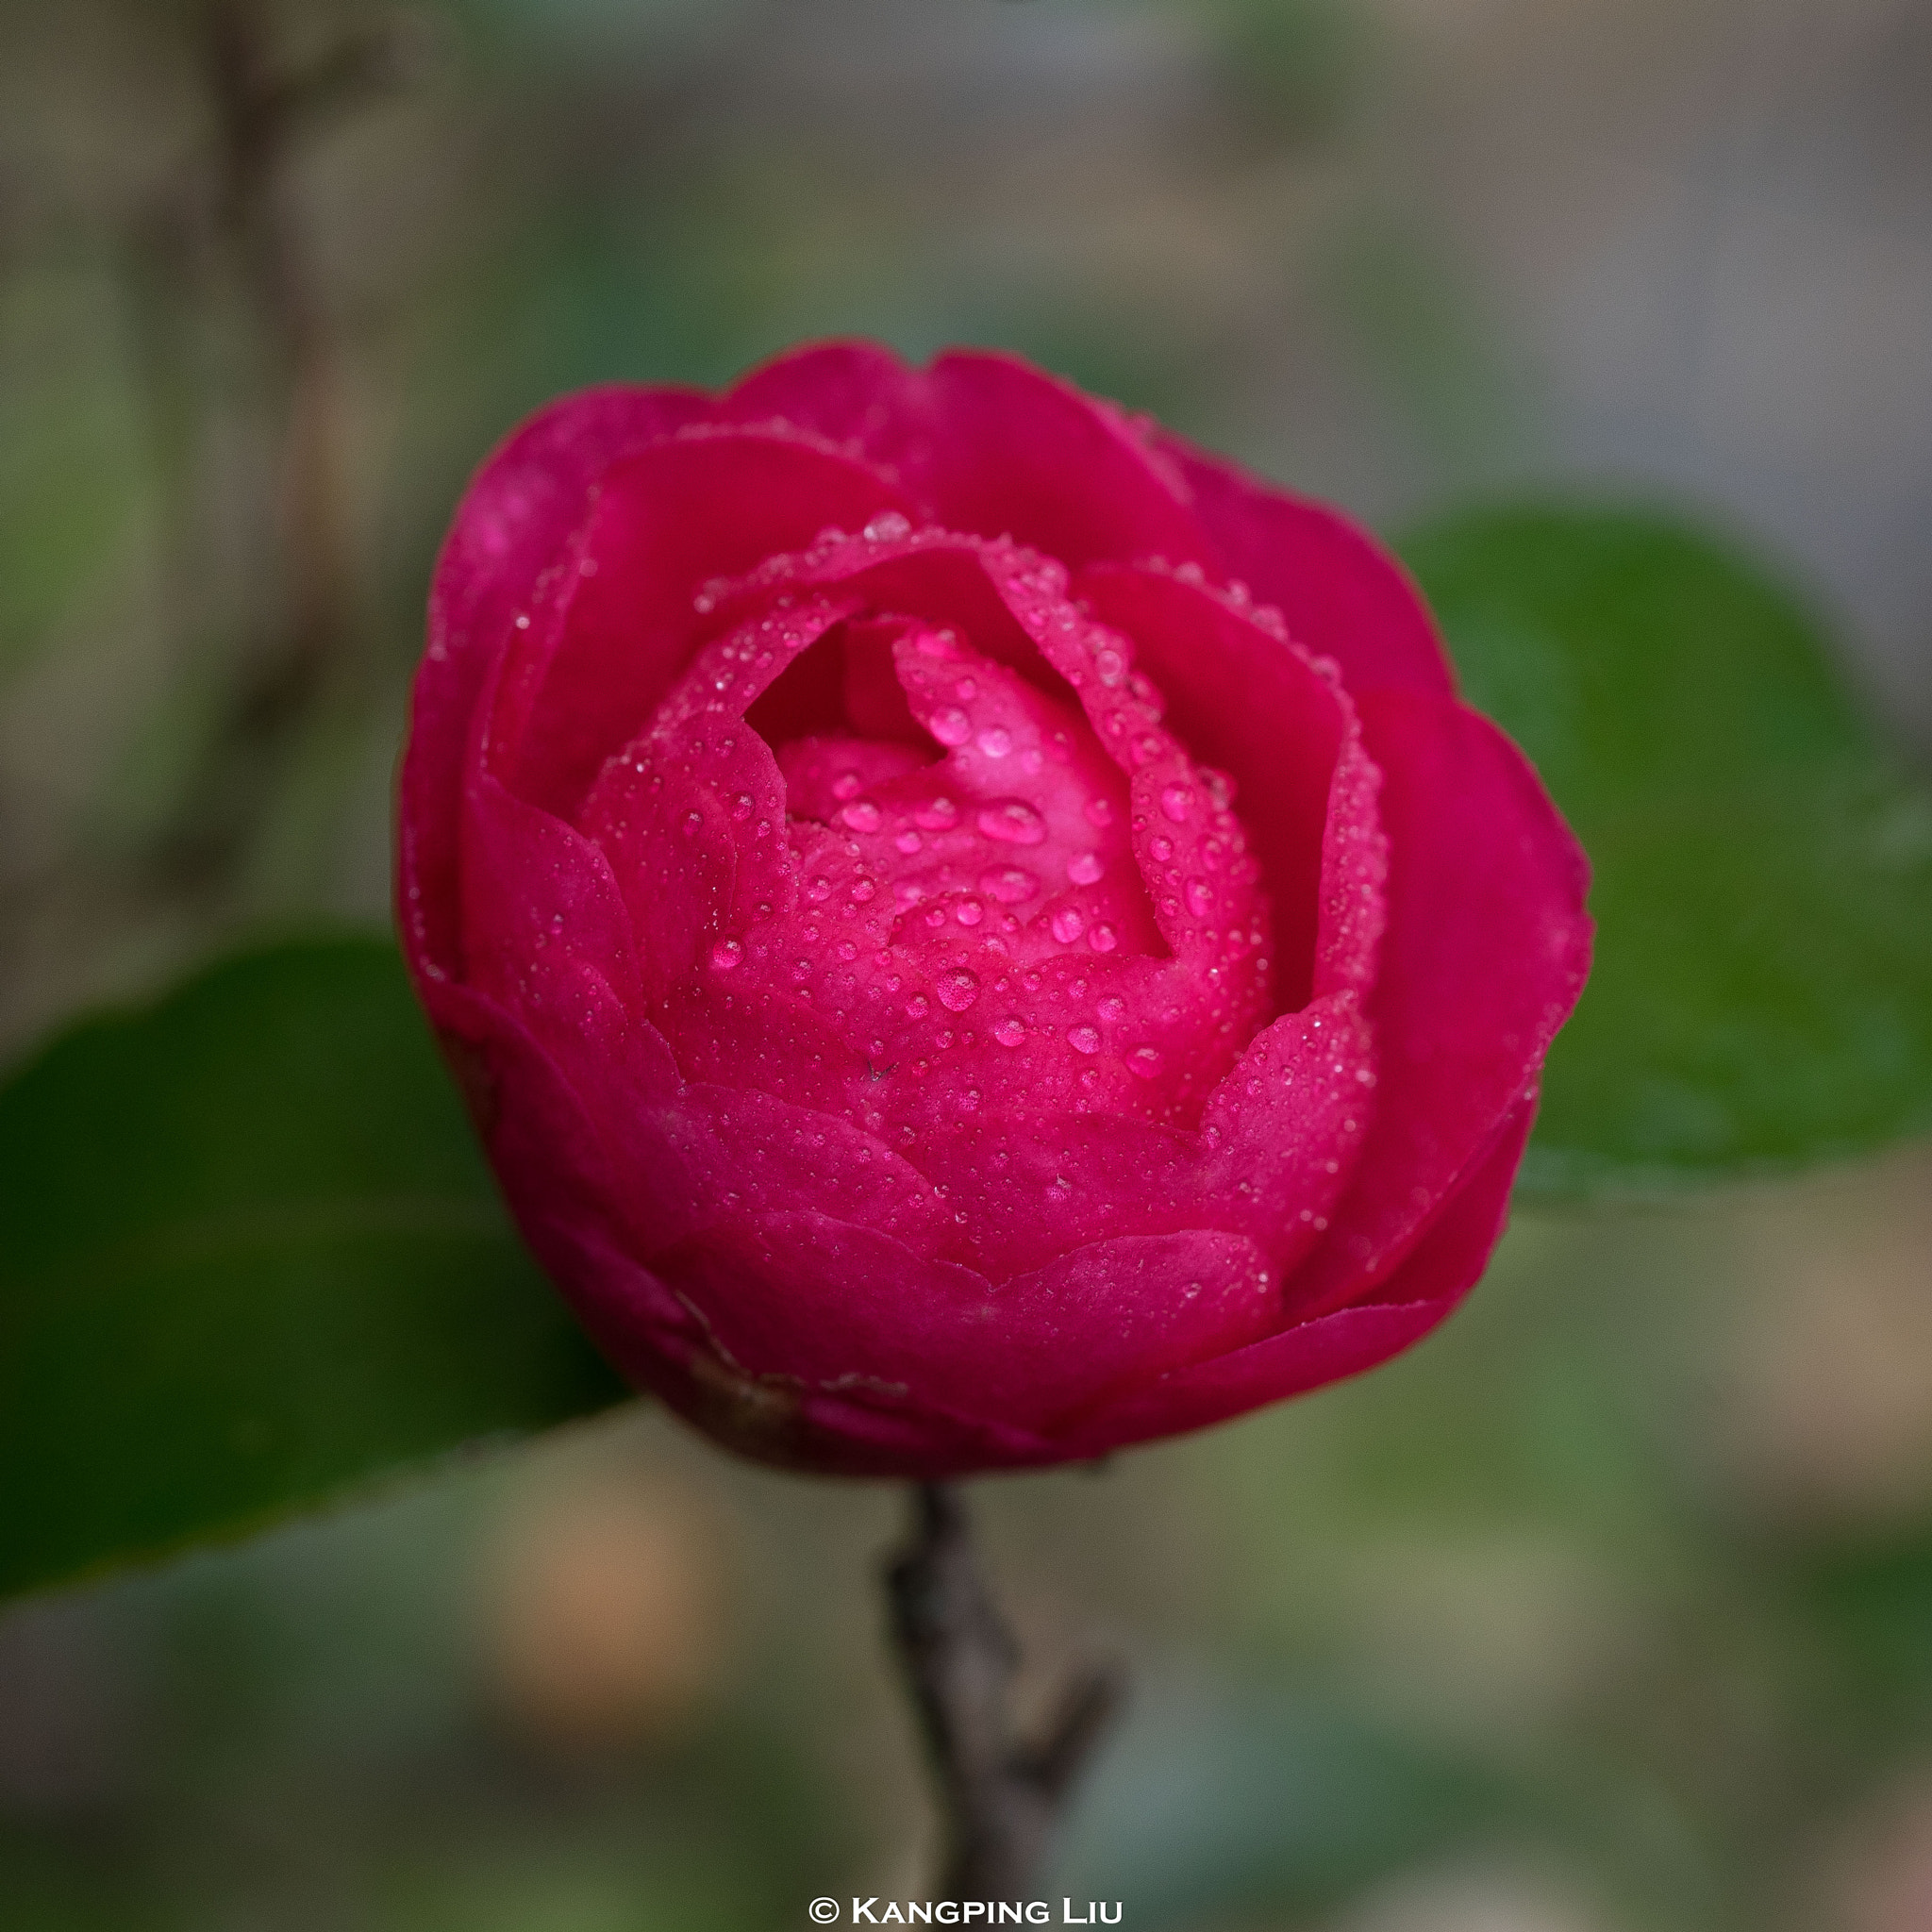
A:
[[500, 428, 913, 817], [658, 1214, 1278, 1438], [1051, 1096, 1536, 1457], [402, 385, 711, 984], [1158, 431, 1457, 699], [726, 341, 1219, 573], [1287, 692, 1591, 1318]]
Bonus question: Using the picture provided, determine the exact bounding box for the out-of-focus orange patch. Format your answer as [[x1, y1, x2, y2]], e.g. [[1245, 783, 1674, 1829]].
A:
[[477, 1464, 728, 1755]]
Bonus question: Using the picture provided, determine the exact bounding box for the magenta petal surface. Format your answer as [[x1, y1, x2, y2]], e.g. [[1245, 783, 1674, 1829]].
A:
[[399, 340, 1591, 1477], [1158, 432, 1457, 699]]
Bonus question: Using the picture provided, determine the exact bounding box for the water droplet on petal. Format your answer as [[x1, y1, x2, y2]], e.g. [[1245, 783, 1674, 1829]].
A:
[[979, 867, 1039, 905], [993, 1016, 1027, 1047], [914, 796, 958, 830], [1126, 1045, 1164, 1079], [832, 771, 863, 801], [1050, 908, 1086, 944], [1160, 783, 1194, 824], [977, 800, 1044, 845], [841, 800, 882, 832], [681, 810, 704, 837], [1067, 1024, 1101, 1055], [709, 938, 744, 971], [1067, 851, 1103, 885], [1185, 877, 1215, 917], [929, 708, 972, 746], [1089, 924, 1119, 953], [864, 510, 911, 541], [906, 994, 930, 1018], [953, 897, 984, 927], [894, 829, 923, 854], [937, 967, 981, 1012], [1150, 835, 1174, 861], [1084, 796, 1114, 828], [1098, 995, 1125, 1022], [976, 725, 1013, 759]]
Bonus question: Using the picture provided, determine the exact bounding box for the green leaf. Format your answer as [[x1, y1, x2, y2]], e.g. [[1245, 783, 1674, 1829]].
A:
[[0, 936, 626, 1601], [1401, 506, 1932, 1195]]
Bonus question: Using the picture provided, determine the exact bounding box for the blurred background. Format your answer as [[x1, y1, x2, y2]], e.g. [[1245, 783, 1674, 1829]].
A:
[[2, 0, 1930, 1926]]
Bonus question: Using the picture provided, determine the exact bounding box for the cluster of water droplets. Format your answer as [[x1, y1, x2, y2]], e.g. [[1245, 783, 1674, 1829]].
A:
[[586, 514, 1285, 1149]]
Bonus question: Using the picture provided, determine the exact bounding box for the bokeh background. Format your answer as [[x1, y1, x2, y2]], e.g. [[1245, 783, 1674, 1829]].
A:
[[3, 1, 1931, 1927]]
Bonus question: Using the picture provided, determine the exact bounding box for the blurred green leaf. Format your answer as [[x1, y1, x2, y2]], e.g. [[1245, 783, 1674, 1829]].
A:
[[0, 936, 626, 1602], [1402, 507, 1932, 1196]]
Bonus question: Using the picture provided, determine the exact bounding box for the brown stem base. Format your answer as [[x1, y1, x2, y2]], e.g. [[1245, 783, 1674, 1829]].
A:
[[885, 1483, 1124, 1899]]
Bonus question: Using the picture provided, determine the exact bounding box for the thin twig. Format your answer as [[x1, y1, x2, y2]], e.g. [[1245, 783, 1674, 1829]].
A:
[[886, 1484, 1124, 1899]]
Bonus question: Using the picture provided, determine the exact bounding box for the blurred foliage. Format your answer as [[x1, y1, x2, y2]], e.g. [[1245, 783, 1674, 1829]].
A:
[[0, 938, 624, 1599], [1405, 508, 1932, 1195]]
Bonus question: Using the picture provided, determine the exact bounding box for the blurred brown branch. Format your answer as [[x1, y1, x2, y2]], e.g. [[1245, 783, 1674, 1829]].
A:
[[887, 1484, 1123, 1899], [132, 1, 431, 890]]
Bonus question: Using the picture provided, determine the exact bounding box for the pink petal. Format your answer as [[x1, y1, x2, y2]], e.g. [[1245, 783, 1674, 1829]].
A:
[[1156, 431, 1457, 698], [1075, 563, 1356, 1013], [1052, 1097, 1535, 1456], [924, 350, 1217, 571], [659, 1213, 1277, 1435], [403, 384, 710, 984], [726, 342, 1217, 570], [498, 428, 913, 818], [1287, 692, 1591, 1318]]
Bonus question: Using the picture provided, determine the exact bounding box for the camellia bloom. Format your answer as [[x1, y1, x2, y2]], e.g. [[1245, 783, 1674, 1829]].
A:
[[399, 342, 1591, 1476]]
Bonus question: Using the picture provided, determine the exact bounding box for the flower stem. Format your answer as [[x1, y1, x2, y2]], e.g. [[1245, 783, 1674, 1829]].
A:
[[885, 1483, 1124, 1898]]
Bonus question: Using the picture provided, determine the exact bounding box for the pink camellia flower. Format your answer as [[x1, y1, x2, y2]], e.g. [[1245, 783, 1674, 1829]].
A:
[[399, 342, 1591, 1476]]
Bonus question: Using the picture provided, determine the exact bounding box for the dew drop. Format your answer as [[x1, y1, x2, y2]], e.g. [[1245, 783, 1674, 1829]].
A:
[[979, 867, 1039, 905], [832, 771, 863, 801], [864, 510, 911, 541], [709, 938, 744, 972], [1089, 924, 1119, 953], [929, 708, 973, 746], [1160, 783, 1194, 824], [851, 877, 876, 903], [681, 810, 704, 838], [914, 796, 958, 830], [1084, 796, 1115, 828], [937, 967, 981, 1012], [1067, 1024, 1101, 1055], [906, 994, 930, 1019], [992, 1016, 1027, 1048], [894, 828, 924, 854], [1098, 995, 1125, 1022], [976, 725, 1013, 759], [1185, 877, 1216, 917], [841, 800, 882, 832], [1150, 835, 1174, 861], [1126, 1045, 1164, 1079], [1050, 907, 1086, 944], [977, 800, 1044, 845], [953, 897, 984, 927], [1067, 850, 1103, 886]]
